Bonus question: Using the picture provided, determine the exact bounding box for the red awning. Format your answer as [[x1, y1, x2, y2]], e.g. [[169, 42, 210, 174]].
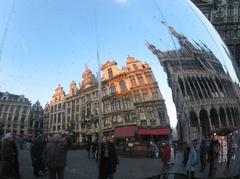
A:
[[137, 128, 152, 136], [152, 128, 171, 136], [137, 128, 171, 136], [114, 126, 136, 138]]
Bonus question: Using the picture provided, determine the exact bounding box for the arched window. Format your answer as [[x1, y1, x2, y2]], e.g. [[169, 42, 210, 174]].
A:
[[110, 83, 116, 93], [120, 80, 127, 90], [227, 5, 234, 22]]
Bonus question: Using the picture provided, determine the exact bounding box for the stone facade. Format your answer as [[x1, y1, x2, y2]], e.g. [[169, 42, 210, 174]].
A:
[[147, 26, 240, 143], [44, 57, 170, 142], [192, 0, 240, 73], [0, 92, 31, 136]]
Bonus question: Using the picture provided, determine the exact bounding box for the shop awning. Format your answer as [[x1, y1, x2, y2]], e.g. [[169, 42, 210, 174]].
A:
[[114, 126, 136, 138], [137, 128, 152, 136], [152, 128, 171, 136], [137, 128, 171, 136]]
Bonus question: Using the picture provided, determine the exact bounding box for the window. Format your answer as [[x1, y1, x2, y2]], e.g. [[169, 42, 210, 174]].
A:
[[134, 91, 142, 102], [129, 75, 137, 87], [120, 80, 127, 90], [110, 83, 116, 93], [137, 74, 144, 85], [123, 95, 131, 109], [133, 64, 138, 70], [145, 71, 153, 82], [227, 5, 234, 22], [111, 99, 121, 111], [143, 90, 149, 101], [108, 68, 113, 78]]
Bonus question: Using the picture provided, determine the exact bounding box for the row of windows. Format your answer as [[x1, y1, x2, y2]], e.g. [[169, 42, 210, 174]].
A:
[[109, 72, 153, 94], [226, 5, 240, 22]]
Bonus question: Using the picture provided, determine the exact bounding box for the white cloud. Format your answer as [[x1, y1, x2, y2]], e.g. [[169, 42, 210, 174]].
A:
[[115, 0, 128, 5]]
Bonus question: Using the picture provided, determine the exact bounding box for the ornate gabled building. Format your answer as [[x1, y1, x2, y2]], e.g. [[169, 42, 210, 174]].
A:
[[147, 26, 240, 143], [44, 57, 170, 143], [192, 0, 240, 73], [0, 92, 31, 136]]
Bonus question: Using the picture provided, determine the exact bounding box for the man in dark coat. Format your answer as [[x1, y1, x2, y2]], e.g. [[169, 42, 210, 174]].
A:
[[99, 136, 119, 179], [42, 133, 67, 179], [199, 137, 207, 172], [31, 135, 46, 177], [0, 133, 19, 179], [208, 136, 220, 177]]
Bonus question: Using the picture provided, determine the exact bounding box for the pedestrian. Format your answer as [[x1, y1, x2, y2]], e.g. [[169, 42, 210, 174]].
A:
[[0, 133, 20, 179], [208, 136, 220, 178], [182, 143, 190, 166], [31, 134, 47, 177], [224, 140, 233, 175], [42, 133, 67, 179], [86, 139, 92, 159], [186, 143, 197, 179], [199, 137, 207, 172], [99, 136, 119, 179], [92, 140, 98, 159], [160, 142, 171, 172]]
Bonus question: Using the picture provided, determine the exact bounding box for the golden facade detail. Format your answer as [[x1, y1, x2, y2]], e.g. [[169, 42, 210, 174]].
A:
[[44, 56, 170, 142]]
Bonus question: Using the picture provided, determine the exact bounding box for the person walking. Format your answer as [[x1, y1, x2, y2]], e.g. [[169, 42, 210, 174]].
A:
[[186, 143, 197, 179], [199, 137, 207, 172], [182, 143, 190, 166], [99, 136, 119, 179], [42, 133, 67, 179], [208, 136, 220, 178], [0, 133, 20, 179], [31, 134, 47, 177], [224, 140, 233, 175], [86, 139, 92, 159], [161, 142, 171, 172]]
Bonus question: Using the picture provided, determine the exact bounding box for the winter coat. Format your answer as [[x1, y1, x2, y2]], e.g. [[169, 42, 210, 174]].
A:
[[99, 142, 119, 179], [186, 148, 197, 171], [0, 140, 19, 179], [31, 137, 45, 169], [42, 141, 67, 169]]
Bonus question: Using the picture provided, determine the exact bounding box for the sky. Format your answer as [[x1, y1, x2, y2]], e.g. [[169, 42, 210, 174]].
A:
[[0, 0, 238, 127]]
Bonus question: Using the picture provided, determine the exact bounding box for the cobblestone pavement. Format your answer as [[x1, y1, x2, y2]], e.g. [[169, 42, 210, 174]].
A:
[[19, 149, 239, 179], [19, 149, 163, 179]]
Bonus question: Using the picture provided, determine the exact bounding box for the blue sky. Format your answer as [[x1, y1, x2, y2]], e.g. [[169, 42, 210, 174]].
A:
[[0, 0, 238, 127]]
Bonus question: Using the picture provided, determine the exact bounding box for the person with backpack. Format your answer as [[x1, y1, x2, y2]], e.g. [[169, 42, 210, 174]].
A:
[[42, 133, 67, 179], [186, 143, 197, 178]]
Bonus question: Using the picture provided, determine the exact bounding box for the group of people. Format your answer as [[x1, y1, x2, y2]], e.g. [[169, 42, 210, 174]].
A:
[[181, 135, 237, 178], [86, 136, 119, 179], [0, 132, 71, 179]]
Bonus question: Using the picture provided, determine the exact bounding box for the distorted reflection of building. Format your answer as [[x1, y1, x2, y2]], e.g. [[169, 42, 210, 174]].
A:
[[0, 92, 31, 136], [44, 57, 171, 143], [146, 26, 240, 143], [192, 0, 240, 71], [30, 101, 44, 138]]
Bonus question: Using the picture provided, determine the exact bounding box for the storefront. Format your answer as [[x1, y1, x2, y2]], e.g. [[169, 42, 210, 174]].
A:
[[211, 127, 237, 163], [137, 127, 171, 143]]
